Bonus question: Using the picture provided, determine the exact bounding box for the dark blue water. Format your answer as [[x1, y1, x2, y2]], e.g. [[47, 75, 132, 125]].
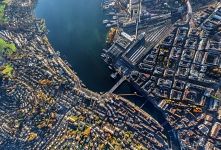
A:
[[35, 0, 115, 92], [35, 0, 166, 123], [35, 1, 179, 148], [35, 0, 165, 120]]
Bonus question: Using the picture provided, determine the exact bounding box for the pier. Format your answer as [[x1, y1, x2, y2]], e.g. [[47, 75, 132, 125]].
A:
[[109, 76, 127, 93]]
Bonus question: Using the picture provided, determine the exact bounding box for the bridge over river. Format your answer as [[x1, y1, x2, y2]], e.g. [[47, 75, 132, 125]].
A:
[[109, 76, 127, 93]]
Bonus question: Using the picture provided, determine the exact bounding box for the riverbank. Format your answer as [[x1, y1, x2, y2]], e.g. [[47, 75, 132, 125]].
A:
[[35, 0, 115, 92], [35, 0, 174, 137], [0, 0, 170, 149]]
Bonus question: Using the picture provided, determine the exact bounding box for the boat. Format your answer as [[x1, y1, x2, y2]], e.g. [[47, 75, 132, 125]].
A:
[[103, 5, 109, 10], [103, 20, 109, 24], [81, 83, 86, 88], [111, 72, 118, 79], [108, 66, 113, 70], [110, 20, 117, 23], [110, 22, 117, 27], [108, 12, 115, 15], [101, 53, 109, 63], [101, 53, 106, 58], [106, 24, 112, 28], [112, 16, 117, 20], [106, 23, 117, 28]]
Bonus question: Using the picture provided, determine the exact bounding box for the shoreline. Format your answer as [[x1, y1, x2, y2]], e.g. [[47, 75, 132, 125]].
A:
[[101, 0, 221, 149], [0, 0, 171, 149], [33, 1, 164, 126]]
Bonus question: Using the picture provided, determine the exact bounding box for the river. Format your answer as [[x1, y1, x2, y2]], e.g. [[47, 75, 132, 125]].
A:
[[35, 0, 115, 92], [35, 0, 180, 148], [35, 0, 157, 115]]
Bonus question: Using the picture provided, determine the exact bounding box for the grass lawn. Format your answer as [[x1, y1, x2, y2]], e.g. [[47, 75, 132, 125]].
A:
[[0, 38, 16, 56], [0, 0, 11, 23], [2, 64, 13, 77], [0, 4, 6, 23]]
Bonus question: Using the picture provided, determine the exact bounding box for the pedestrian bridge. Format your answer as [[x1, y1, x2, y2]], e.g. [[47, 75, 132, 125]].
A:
[[109, 76, 127, 93]]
